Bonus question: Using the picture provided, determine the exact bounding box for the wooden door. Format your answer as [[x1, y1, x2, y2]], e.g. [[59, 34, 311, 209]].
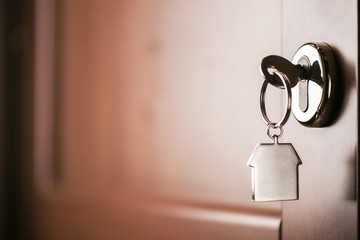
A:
[[282, 1, 358, 239], [1, 0, 357, 239], [23, 0, 285, 239]]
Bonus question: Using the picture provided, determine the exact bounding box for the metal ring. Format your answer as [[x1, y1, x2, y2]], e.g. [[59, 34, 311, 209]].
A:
[[260, 71, 292, 128], [266, 123, 283, 140]]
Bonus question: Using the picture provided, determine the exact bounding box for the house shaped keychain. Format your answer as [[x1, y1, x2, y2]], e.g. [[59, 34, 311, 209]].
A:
[[248, 71, 302, 202], [247, 139, 302, 201]]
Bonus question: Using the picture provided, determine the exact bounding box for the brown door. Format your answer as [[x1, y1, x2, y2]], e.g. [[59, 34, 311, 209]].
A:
[[282, 1, 358, 239], [1, 0, 357, 239]]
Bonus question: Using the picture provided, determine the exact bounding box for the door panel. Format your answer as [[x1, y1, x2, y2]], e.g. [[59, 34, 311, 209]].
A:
[[32, 0, 283, 239], [4, 0, 358, 239], [282, 0, 358, 239]]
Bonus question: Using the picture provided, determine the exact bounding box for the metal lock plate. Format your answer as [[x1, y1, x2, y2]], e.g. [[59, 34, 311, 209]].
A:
[[260, 42, 339, 127], [291, 42, 338, 127]]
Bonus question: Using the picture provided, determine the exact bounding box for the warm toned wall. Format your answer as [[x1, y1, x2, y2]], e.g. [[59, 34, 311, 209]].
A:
[[33, 0, 284, 239], [50, 0, 283, 205]]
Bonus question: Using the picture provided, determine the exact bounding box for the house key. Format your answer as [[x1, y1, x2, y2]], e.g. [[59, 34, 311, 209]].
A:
[[247, 71, 302, 201]]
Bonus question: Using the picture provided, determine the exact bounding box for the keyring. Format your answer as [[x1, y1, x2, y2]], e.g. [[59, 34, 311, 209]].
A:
[[266, 123, 283, 140], [260, 71, 292, 128]]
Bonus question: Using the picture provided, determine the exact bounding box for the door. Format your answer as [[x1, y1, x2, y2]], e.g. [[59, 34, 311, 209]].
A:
[[282, 1, 358, 239], [1, 0, 357, 239]]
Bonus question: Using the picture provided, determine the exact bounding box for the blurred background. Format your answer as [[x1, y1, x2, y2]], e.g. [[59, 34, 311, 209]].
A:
[[2, 0, 288, 239]]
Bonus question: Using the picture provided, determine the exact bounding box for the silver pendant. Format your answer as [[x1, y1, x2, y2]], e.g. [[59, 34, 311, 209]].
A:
[[248, 71, 302, 201], [247, 141, 302, 201]]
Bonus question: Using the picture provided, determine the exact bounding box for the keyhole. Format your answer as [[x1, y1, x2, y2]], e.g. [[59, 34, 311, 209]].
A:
[[297, 56, 311, 112]]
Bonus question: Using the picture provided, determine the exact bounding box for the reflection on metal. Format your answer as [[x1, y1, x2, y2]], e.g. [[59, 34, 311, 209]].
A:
[[291, 43, 338, 127], [250, 71, 302, 202], [260, 72, 292, 128], [248, 141, 302, 201], [260, 42, 338, 127], [298, 79, 309, 112], [261, 55, 308, 88]]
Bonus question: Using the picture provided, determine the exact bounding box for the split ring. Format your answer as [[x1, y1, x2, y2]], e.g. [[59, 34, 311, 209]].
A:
[[260, 71, 292, 128], [266, 123, 283, 140]]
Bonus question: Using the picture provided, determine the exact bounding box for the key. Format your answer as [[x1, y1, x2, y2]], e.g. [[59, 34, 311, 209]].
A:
[[260, 55, 311, 88]]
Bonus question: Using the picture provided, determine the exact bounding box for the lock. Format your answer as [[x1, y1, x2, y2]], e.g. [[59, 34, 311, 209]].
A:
[[260, 42, 339, 127]]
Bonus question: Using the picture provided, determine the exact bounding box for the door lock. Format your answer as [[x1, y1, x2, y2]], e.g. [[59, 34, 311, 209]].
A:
[[260, 42, 338, 127]]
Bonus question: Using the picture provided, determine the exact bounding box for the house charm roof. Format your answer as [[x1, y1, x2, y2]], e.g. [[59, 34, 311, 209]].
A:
[[247, 142, 302, 201]]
